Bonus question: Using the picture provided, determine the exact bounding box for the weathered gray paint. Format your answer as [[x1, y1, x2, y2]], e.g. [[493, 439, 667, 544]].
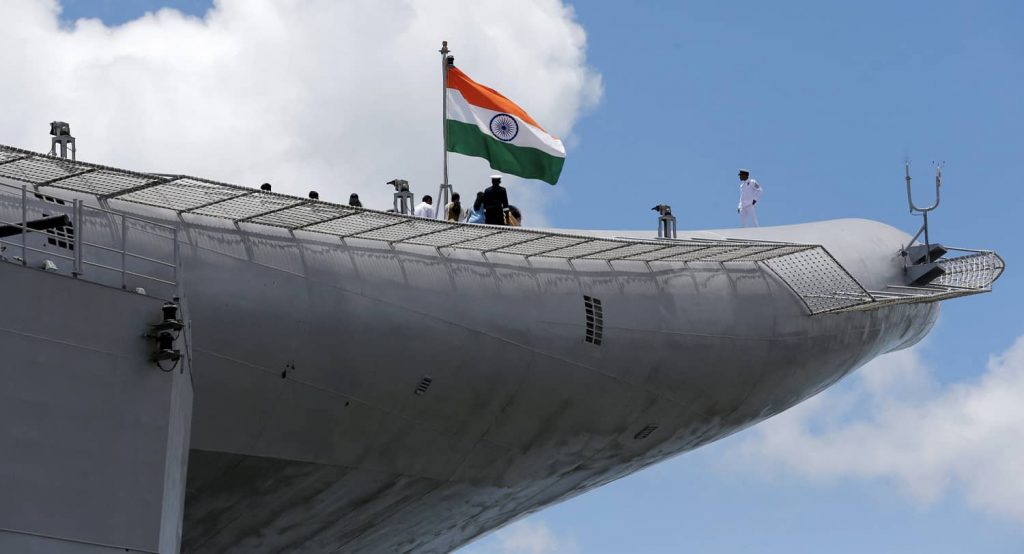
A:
[[154, 209, 933, 552], [0, 262, 192, 553], [0, 164, 977, 552]]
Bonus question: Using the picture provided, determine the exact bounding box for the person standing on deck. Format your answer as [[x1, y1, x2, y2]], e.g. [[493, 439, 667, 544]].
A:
[[482, 175, 509, 225], [737, 169, 763, 227], [467, 192, 486, 224], [445, 193, 465, 222], [414, 195, 435, 218]]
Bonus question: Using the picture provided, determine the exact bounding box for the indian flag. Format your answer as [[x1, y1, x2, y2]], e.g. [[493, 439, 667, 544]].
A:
[[446, 66, 566, 185]]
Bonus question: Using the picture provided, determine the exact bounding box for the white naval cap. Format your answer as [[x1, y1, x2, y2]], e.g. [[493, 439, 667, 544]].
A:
[[738, 168, 750, 174], [491, 174, 502, 180]]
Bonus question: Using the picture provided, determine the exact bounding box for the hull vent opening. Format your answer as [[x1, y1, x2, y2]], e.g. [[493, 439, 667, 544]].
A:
[[34, 193, 74, 250], [414, 376, 433, 396], [583, 295, 604, 345], [633, 424, 658, 440]]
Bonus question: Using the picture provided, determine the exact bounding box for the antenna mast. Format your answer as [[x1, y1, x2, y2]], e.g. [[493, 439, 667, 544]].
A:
[[901, 161, 948, 285], [904, 161, 943, 262]]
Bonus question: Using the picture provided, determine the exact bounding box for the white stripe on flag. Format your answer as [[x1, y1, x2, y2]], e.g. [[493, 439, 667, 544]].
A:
[[446, 89, 565, 158]]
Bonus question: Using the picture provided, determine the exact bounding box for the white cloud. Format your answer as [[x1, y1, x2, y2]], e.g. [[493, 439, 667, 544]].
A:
[[459, 519, 581, 554], [730, 335, 1024, 522], [0, 0, 602, 224]]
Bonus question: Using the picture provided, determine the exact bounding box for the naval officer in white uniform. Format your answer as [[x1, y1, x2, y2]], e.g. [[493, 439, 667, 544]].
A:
[[736, 168, 763, 227]]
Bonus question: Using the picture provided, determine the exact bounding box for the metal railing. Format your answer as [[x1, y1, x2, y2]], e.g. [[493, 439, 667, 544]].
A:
[[0, 182, 179, 296], [0, 143, 821, 265], [0, 143, 1004, 316]]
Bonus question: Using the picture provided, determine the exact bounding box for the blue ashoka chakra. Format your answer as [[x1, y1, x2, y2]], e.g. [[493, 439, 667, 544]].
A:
[[489, 113, 519, 142]]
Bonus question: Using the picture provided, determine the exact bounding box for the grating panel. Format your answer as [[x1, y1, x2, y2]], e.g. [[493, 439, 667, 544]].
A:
[[542, 240, 626, 259], [122, 178, 246, 211], [0, 157, 90, 185], [355, 219, 452, 242], [191, 192, 303, 220], [498, 235, 587, 256], [661, 246, 739, 262], [403, 225, 502, 247], [116, 177, 248, 211], [626, 244, 707, 261], [449, 229, 543, 251], [0, 150, 27, 164], [933, 251, 1005, 289], [764, 247, 872, 313], [304, 211, 405, 236], [582, 242, 668, 260], [741, 245, 816, 262], [248, 203, 355, 229], [45, 170, 160, 196], [701, 245, 786, 262]]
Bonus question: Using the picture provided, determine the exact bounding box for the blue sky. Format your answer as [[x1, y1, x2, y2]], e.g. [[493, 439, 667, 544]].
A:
[[51, 1, 1024, 552]]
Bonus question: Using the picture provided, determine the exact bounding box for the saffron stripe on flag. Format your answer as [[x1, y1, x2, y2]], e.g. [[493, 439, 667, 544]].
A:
[[447, 67, 549, 133]]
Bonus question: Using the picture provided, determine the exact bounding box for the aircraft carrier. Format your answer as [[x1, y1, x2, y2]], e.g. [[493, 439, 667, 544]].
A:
[[0, 136, 1003, 553]]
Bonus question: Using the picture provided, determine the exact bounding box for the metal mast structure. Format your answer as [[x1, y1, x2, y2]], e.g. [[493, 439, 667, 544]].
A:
[[437, 41, 454, 219]]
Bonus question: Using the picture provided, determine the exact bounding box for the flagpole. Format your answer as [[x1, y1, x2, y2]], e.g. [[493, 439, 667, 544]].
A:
[[438, 40, 452, 219]]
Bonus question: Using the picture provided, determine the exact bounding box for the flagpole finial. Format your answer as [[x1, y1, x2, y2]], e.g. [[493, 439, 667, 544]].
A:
[[440, 40, 454, 67]]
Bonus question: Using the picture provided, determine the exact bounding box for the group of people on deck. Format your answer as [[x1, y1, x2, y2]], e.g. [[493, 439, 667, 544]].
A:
[[348, 170, 762, 229], [413, 175, 521, 226], [417, 170, 760, 228]]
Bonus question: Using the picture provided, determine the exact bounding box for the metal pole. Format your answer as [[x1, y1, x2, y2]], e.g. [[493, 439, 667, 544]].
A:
[[440, 40, 450, 220], [20, 185, 27, 265], [73, 199, 82, 276], [904, 162, 914, 213], [121, 215, 127, 289], [922, 211, 931, 263], [905, 162, 943, 264], [173, 227, 180, 289]]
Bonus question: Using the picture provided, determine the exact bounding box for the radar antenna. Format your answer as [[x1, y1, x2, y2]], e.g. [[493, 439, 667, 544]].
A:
[[901, 161, 948, 285], [652, 204, 676, 239], [387, 179, 415, 215], [48, 121, 76, 160]]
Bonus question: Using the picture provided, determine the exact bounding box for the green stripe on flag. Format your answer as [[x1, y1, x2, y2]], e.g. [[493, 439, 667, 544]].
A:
[[446, 120, 564, 185]]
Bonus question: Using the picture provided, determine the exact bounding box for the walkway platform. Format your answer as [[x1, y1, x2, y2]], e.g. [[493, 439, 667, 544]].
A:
[[0, 144, 1003, 315]]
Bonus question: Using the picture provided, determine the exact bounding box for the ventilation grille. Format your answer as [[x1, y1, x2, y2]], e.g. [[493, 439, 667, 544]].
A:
[[583, 295, 603, 346], [633, 424, 658, 440], [35, 193, 74, 250], [414, 376, 433, 396]]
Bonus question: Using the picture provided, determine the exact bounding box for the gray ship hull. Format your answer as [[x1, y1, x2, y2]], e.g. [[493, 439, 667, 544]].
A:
[[0, 145, 1001, 552], [173, 218, 934, 552]]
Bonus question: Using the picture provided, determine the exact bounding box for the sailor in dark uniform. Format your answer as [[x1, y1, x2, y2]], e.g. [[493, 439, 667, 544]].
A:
[[482, 174, 509, 225]]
